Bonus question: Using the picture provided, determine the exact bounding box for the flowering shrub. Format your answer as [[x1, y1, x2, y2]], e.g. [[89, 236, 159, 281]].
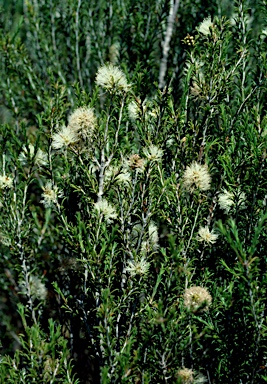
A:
[[0, 0, 267, 383]]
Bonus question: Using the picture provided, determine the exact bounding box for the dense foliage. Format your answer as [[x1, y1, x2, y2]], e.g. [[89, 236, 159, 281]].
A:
[[1, 0, 267, 383]]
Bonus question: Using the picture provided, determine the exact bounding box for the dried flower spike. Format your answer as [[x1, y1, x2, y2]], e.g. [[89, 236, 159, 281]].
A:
[[127, 154, 145, 170]]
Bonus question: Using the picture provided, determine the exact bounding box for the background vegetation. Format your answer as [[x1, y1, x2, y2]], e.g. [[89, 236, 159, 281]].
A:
[[0, 0, 267, 382]]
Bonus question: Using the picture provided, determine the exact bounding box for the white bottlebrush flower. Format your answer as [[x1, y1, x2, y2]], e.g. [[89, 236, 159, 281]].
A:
[[195, 373, 208, 384], [68, 106, 96, 140], [116, 170, 132, 186], [197, 16, 213, 35], [218, 189, 234, 213], [41, 181, 63, 208], [148, 222, 159, 249], [128, 100, 141, 121], [177, 368, 207, 384], [143, 145, 163, 162], [51, 125, 79, 150], [0, 232, 11, 246], [218, 188, 246, 214], [141, 222, 159, 255], [20, 275, 47, 301], [183, 286, 212, 313], [176, 368, 194, 384], [105, 165, 132, 187], [125, 256, 150, 277], [0, 174, 13, 189], [197, 226, 218, 245], [94, 199, 117, 223], [18, 144, 48, 167], [128, 98, 159, 124], [182, 161, 211, 192], [95, 63, 130, 93]]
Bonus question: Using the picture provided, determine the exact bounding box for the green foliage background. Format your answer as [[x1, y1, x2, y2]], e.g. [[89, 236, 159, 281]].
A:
[[0, 0, 267, 383]]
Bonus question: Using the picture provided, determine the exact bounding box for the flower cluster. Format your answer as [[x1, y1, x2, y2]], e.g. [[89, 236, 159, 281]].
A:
[[19, 144, 48, 167], [0, 174, 13, 189], [218, 188, 246, 214], [125, 256, 150, 277], [51, 125, 79, 150], [41, 181, 63, 208], [68, 106, 96, 141], [104, 165, 132, 187], [197, 226, 218, 245], [183, 286, 212, 313], [197, 16, 213, 35], [20, 275, 47, 301], [52, 107, 96, 150], [143, 145, 163, 162], [176, 368, 194, 384], [177, 368, 207, 384], [182, 162, 211, 192], [94, 199, 117, 223], [95, 63, 130, 93]]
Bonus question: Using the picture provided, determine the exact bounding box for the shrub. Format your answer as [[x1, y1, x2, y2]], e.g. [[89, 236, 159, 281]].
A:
[[0, 0, 267, 383]]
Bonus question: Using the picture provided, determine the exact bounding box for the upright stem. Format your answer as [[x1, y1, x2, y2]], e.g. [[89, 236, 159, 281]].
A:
[[75, 0, 83, 88], [158, 0, 180, 89]]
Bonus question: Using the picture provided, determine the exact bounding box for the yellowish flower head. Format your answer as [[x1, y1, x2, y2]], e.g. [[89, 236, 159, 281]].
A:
[[127, 154, 145, 171]]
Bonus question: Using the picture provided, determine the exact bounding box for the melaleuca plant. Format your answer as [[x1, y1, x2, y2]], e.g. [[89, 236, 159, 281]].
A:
[[1, 0, 267, 383]]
